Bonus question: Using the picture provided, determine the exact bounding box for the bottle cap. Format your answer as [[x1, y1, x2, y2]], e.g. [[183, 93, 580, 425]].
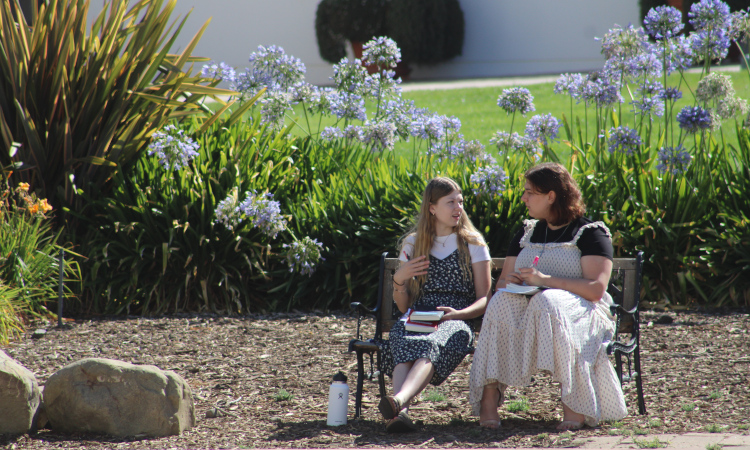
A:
[[332, 371, 347, 383]]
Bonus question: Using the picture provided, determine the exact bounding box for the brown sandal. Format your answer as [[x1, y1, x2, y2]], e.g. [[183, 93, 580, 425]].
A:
[[378, 396, 402, 420], [386, 411, 417, 433]]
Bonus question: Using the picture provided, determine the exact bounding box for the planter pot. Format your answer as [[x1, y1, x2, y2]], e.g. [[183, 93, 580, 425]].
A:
[[350, 41, 412, 81]]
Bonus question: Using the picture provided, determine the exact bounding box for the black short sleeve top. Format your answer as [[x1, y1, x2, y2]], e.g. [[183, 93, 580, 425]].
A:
[[506, 217, 613, 260]]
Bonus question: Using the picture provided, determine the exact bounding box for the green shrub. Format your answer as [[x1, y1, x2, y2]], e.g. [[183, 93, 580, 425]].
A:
[[385, 0, 464, 65], [77, 114, 307, 314], [314, 0, 464, 66], [314, 0, 388, 63]]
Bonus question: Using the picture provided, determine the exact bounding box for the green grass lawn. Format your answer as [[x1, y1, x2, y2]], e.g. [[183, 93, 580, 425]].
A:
[[398, 69, 750, 159], [266, 67, 750, 162]]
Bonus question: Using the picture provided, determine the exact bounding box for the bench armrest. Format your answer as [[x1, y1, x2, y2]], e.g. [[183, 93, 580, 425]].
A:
[[351, 302, 379, 340], [351, 301, 378, 317]]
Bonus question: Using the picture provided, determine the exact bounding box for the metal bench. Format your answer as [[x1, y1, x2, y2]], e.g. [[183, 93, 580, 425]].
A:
[[348, 251, 646, 418]]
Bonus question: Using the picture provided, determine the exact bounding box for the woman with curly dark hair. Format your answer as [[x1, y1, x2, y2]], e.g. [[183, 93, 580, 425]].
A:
[[469, 162, 627, 430]]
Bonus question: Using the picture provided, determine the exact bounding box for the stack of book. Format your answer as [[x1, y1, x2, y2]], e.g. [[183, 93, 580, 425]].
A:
[[404, 309, 444, 333]]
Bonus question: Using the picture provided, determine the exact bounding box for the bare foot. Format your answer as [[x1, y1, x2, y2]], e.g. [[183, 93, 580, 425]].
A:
[[558, 401, 585, 430], [479, 419, 500, 429], [557, 420, 584, 430], [479, 384, 501, 428]]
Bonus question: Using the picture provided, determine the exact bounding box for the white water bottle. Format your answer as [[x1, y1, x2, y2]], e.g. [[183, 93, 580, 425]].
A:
[[326, 371, 349, 426]]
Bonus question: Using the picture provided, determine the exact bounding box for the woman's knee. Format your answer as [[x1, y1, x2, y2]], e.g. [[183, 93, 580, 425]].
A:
[[529, 290, 566, 312]]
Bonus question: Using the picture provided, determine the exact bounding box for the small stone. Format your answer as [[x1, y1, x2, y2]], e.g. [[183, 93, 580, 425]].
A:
[[655, 315, 673, 325], [32, 329, 47, 339]]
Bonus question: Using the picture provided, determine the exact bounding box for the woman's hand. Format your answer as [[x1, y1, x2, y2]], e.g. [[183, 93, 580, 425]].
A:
[[393, 255, 429, 285], [517, 267, 548, 286], [503, 271, 524, 286], [436, 306, 460, 322]]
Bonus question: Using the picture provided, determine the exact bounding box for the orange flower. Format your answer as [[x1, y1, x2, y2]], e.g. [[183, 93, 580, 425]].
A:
[[28, 204, 39, 214], [39, 199, 52, 213], [18, 182, 29, 192]]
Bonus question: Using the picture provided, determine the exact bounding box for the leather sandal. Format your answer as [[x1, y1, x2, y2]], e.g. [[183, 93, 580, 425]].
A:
[[378, 395, 402, 420], [386, 411, 417, 433]]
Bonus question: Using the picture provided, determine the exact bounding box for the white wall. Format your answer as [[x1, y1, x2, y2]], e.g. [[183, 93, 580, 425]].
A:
[[87, 0, 640, 86], [410, 0, 641, 80]]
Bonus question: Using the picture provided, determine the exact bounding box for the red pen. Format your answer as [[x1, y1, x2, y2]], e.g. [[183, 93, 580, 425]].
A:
[[403, 250, 410, 260]]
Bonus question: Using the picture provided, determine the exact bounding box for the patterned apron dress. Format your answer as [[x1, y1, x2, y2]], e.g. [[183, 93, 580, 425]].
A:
[[468, 220, 628, 426]]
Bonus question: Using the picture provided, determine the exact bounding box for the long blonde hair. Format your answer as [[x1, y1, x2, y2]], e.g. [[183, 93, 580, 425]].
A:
[[398, 177, 485, 307]]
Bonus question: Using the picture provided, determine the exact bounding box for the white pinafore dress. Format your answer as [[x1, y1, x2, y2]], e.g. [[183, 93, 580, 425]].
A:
[[468, 220, 628, 426]]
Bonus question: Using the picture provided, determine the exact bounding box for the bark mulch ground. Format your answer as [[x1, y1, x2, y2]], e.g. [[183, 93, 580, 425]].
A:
[[2, 309, 749, 449]]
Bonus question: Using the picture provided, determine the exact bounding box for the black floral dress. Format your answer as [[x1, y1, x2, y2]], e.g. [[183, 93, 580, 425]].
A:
[[379, 250, 475, 385]]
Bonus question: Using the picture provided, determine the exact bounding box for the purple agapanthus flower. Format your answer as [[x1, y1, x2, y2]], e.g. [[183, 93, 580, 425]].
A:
[[497, 87, 536, 116], [489, 131, 527, 152], [147, 125, 200, 171], [677, 105, 712, 133], [607, 126, 642, 154], [320, 126, 344, 141], [656, 145, 692, 174], [632, 96, 665, 118], [362, 36, 401, 69], [659, 87, 683, 101], [238, 191, 287, 239], [470, 164, 508, 197], [525, 113, 561, 145], [409, 112, 445, 141], [600, 24, 651, 60], [688, 0, 732, 31], [327, 91, 367, 121], [644, 6, 684, 40], [664, 35, 695, 74], [331, 58, 368, 95], [283, 236, 324, 276], [363, 120, 397, 150], [692, 28, 731, 62], [201, 61, 236, 82], [554, 73, 586, 100], [579, 74, 623, 107]]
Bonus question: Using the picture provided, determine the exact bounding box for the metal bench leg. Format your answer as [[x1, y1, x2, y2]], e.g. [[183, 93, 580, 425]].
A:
[[634, 343, 647, 415], [354, 350, 366, 418], [377, 350, 387, 399]]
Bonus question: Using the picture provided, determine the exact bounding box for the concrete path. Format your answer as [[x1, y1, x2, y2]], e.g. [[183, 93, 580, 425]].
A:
[[571, 432, 750, 449], [399, 64, 743, 92], [322, 432, 750, 449]]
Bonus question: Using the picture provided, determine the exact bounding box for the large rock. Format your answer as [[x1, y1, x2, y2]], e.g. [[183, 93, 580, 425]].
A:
[[43, 358, 194, 437], [0, 350, 42, 435]]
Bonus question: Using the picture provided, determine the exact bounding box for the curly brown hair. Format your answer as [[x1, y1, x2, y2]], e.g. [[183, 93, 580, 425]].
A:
[[524, 162, 586, 226]]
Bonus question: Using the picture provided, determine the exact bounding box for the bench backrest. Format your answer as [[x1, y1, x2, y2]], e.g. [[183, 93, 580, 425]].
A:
[[374, 253, 643, 336]]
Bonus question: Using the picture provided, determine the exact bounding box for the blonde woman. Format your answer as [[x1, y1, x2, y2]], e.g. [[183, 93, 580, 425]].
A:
[[378, 177, 491, 433]]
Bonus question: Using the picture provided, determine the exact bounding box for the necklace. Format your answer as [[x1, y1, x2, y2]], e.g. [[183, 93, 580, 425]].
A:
[[434, 234, 451, 247], [538, 222, 571, 261]]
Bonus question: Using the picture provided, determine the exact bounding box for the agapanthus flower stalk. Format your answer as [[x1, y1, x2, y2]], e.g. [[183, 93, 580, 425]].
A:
[[283, 236, 325, 276], [677, 105, 713, 133], [147, 125, 200, 171], [525, 113, 561, 146], [607, 126, 643, 154], [644, 6, 684, 40], [656, 145, 692, 174], [497, 87, 535, 116]]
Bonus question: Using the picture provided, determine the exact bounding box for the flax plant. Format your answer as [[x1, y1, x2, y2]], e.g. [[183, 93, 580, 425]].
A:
[[0, 0, 238, 220]]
